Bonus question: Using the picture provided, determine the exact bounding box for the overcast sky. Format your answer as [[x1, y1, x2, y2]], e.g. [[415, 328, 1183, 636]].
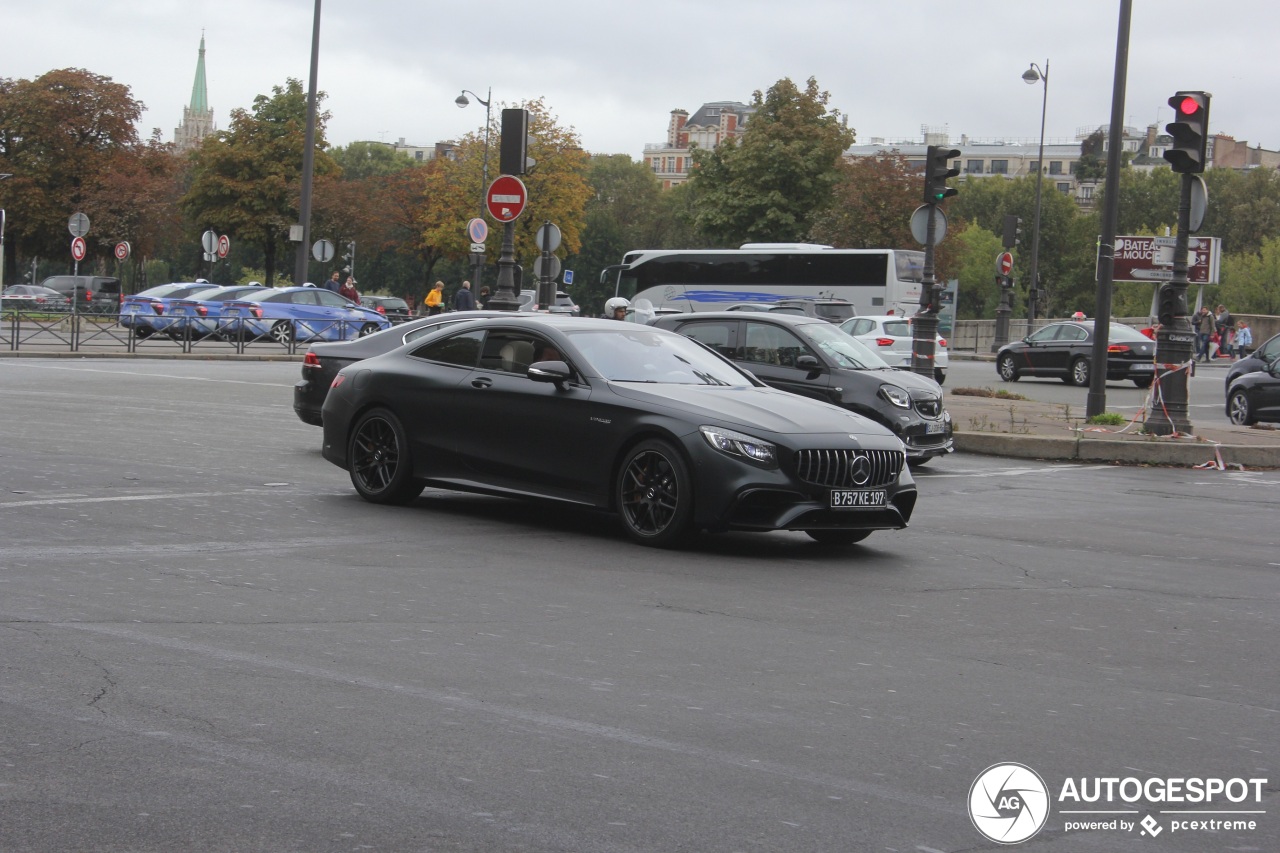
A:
[[3, 0, 1275, 157]]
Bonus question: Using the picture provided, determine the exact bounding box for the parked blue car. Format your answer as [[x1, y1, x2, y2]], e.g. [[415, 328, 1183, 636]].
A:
[[168, 284, 272, 337], [119, 282, 221, 337], [220, 286, 391, 343]]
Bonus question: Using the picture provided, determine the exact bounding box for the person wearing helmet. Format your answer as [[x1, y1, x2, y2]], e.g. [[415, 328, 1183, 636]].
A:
[[605, 296, 630, 321], [1072, 311, 1086, 321]]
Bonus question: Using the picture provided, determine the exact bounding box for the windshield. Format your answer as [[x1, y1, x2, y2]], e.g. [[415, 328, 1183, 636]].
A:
[[814, 303, 856, 322], [796, 322, 892, 369], [568, 329, 752, 386]]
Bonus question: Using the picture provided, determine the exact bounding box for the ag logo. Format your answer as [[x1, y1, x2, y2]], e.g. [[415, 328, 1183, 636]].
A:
[[969, 762, 1050, 844]]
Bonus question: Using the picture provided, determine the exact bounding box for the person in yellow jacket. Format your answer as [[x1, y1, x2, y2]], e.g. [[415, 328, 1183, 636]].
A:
[[423, 281, 444, 315]]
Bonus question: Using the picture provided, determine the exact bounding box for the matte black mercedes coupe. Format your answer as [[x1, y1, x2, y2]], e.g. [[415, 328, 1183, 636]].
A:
[[321, 317, 917, 547]]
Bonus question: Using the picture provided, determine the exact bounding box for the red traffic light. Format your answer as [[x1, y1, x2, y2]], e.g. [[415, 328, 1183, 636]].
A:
[[1178, 95, 1202, 115]]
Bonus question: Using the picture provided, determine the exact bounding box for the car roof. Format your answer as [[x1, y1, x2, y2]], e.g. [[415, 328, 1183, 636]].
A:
[[652, 311, 826, 327]]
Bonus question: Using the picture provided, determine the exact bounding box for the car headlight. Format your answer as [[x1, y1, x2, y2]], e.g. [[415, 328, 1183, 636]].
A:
[[878, 384, 911, 408], [699, 425, 777, 468]]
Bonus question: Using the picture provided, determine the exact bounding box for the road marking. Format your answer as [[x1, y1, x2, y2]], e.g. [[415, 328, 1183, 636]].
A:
[[0, 361, 292, 387], [0, 490, 291, 509]]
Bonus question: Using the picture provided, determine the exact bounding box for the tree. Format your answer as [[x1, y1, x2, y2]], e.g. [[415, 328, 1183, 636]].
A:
[[1220, 235, 1280, 315], [688, 77, 855, 246], [329, 140, 415, 181], [810, 152, 918, 249], [0, 68, 143, 281], [1075, 130, 1105, 182], [181, 79, 337, 285], [951, 221, 1007, 320]]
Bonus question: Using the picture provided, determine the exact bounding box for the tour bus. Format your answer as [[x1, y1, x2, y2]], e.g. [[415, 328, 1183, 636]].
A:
[[602, 244, 926, 317]]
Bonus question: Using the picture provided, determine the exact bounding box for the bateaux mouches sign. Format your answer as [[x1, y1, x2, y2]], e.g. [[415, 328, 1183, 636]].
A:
[[1102, 235, 1221, 284]]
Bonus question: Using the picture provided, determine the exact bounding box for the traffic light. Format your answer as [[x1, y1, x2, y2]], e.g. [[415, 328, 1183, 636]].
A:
[[1002, 214, 1022, 249], [500, 108, 529, 175], [1164, 91, 1210, 174], [924, 145, 961, 204]]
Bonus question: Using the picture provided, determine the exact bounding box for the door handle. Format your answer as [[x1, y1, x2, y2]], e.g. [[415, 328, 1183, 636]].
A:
[[471, 377, 492, 389]]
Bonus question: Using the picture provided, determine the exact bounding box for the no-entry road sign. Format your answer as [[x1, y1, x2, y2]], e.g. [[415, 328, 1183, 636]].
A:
[[217, 234, 231, 258], [114, 241, 131, 261], [486, 175, 527, 222], [996, 251, 1014, 276], [71, 236, 87, 262]]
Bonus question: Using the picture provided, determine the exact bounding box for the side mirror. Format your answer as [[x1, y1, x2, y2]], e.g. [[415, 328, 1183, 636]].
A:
[[1269, 357, 1280, 377], [529, 360, 572, 387], [796, 355, 821, 370]]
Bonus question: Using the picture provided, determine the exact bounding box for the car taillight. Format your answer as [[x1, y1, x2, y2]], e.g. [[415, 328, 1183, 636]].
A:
[[1108, 345, 1131, 353], [85, 291, 93, 301], [938, 338, 947, 348], [197, 305, 208, 317], [875, 337, 895, 347], [36, 297, 46, 304], [253, 306, 263, 318], [151, 301, 164, 315], [330, 374, 346, 389], [303, 351, 322, 369], [376, 305, 386, 315]]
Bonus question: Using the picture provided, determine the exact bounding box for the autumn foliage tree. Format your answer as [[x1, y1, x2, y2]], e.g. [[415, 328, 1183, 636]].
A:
[[182, 79, 338, 285], [810, 153, 918, 249], [0, 68, 143, 281]]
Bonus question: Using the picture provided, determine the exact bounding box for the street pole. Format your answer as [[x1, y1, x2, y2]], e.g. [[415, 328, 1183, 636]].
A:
[[1086, 0, 1132, 420], [0, 174, 12, 290], [1144, 173, 1197, 435], [992, 274, 1012, 352], [911, 204, 940, 380], [1023, 60, 1049, 326], [293, 0, 322, 288], [457, 88, 491, 291]]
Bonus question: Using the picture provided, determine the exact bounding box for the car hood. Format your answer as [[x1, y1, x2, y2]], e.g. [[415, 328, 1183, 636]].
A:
[[607, 383, 891, 437], [850, 367, 942, 397]]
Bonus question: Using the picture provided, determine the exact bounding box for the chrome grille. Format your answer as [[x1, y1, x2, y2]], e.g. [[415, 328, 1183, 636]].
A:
[[915, 398, 942, 418], [794, 449, 904, 489]]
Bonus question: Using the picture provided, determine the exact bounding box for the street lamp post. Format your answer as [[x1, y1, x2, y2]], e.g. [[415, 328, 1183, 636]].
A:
[[456, 87, 492, 292], [1023, 60, 1049, 328], [0, 174, 12, 291]]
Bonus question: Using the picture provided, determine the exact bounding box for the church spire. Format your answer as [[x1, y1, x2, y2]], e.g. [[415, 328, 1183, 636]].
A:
[[190, 31, 209, 114]]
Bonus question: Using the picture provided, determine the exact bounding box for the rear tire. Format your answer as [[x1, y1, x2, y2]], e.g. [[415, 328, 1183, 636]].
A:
[[359, 322, 380, 337], [269, 320, 294, 344], [616, 439, 694, 548], [348, 408, 424, 505], [132, 326, 153, 339], [1069, 357, 1090, 387], [805, 529, 872, 545], [1133, 376, 1153, 389], [933, 368, 946, 385]]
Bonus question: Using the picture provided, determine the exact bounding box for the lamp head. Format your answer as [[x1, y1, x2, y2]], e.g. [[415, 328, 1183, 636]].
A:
[[1022, 65, 1041, 85], [455, 93, 469, 108]]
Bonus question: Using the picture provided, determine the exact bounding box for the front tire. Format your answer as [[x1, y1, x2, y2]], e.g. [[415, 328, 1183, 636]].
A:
[[616, 440, 694, 548], [1228, 389, 1257, 426], [1070, 357, 1090, 387], [1133, 376, 1153, 389], [805, 529, 872, 545], [997, 354, 1019, 382], [934, 368, 946, 386], [359, 322, 380, 338], [348, 408, 424, 505]]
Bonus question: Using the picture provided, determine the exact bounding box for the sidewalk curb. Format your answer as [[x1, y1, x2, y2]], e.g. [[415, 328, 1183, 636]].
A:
[[955, 431, 1278, 468]]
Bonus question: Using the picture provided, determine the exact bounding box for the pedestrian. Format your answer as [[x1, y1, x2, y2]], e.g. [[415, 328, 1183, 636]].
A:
[[423, 281, 444, 316], [1234, 320, 1252, 360], [1215, 304, 1234, 358], [454, 280, 476, 312], [478, 286, 490, 308], [1195, 306, 1216, 362], [325, 270, 342, 293], [338, 275, 360, 303]]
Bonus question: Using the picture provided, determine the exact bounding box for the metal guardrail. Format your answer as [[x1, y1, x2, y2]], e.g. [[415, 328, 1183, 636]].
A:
[[2, 308, 379, 355]]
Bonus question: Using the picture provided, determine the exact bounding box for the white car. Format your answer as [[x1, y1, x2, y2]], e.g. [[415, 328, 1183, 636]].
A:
[[840, 314, 949, 385]]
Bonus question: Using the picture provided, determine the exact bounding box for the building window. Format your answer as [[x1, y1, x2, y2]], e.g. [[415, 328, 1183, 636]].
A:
[[1068, 161, 1077, 174], [1049, 161, 1063, 175], [1079, 185, 1094, 199], [1057, 182, 1071, 194], [991, 160, 1009, 175], [1029, 160, 1040, 173], [966, 160, 984, 174]]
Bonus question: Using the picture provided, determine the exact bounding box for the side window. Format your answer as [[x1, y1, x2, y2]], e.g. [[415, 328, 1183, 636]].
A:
[[676, 321, 736, 359], [411, 329, 484, 367], [477, 331, 567, 375], [743, 322, 811, 368], [286, 290, 319, 305], [316, 290, 349, 307], [883, 321, 911, 337], [1261, 335, 1280, 361], [1060, 326, 1088, 342], [849, 319, 874, 336], [1028, 325, 1060, 343]]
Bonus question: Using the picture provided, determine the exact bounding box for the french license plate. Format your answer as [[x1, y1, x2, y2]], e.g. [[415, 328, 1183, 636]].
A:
[[1132, 363, 1154, 371], [830, 489, 887, 509], [924, 420, 947, 434]]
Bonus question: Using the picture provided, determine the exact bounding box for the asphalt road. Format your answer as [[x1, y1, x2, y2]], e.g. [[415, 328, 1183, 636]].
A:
[[947, 358, 1236, 427], [1, 358, 1276, 852]]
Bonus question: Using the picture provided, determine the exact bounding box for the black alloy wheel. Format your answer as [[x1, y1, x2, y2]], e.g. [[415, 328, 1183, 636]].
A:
[[348, 408, 424, 504], [997, 354, 1019, 382], [1133, 376, 1154, 389], [934, 369, 946, 385], [805, 529, 872, 545], [1227, 389, 1256, 426], [133, 326, 153, 339], [616, 440, 693, 547]]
